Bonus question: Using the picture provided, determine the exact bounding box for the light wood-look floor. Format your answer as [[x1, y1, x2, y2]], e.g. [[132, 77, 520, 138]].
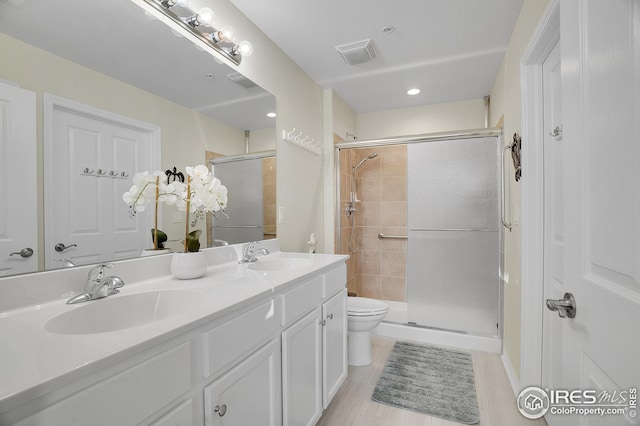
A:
[[317, 336, 547, 426]]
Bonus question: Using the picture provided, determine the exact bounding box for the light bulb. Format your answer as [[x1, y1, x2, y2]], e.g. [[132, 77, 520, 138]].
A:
[[407, 88, 421, 96], [197, 7, 214, 26], [237, 40, 253, 56], [219, 25, 236, 43]]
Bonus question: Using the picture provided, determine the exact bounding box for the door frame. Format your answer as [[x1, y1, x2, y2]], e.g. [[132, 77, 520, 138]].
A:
[[43, 94, 161, 268], [519, 0, 560, 391]]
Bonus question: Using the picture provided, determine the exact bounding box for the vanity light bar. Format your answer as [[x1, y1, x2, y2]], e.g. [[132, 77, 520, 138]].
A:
[[140, 0, 251, 66]]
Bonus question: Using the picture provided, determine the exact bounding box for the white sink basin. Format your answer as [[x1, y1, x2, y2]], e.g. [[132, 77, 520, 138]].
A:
[[44, 290, 202, 335], [247, 257, 313, 272]]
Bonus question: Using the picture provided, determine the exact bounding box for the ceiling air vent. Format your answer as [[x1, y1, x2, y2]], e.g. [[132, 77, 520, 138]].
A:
[[226, 72, 258, 89], [335, 39, 377, 65]]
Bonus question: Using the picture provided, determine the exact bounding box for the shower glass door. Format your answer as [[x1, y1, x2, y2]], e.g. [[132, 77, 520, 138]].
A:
[[407, 137, 499, 336]]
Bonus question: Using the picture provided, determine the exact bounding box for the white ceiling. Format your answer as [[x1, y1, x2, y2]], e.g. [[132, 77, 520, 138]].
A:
[[228, 0, 524, 114], [1, 0, 524, 125]]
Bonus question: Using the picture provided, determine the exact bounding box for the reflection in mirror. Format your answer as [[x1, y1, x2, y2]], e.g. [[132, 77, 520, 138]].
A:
[[209, 151, 276, 246], [0, 0, 276, 277]]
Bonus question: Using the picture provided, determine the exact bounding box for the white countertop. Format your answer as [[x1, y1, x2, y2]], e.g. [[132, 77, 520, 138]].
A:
[[0, 247, 347, 414]]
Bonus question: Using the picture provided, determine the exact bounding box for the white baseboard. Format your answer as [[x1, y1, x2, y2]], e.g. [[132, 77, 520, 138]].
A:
[[501, 353, 521, 397], [374, 322, 502, 353]]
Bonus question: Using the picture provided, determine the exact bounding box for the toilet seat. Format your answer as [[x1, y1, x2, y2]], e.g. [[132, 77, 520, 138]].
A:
[[347, 297, 388, 316]]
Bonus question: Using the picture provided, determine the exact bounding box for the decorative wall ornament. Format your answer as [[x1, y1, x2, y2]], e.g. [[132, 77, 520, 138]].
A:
[[511, 132, 522, 182], [165, 166, 185, 183]]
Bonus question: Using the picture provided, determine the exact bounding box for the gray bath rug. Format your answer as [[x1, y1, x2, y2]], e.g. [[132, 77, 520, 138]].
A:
[[371, 341, 480, 424]]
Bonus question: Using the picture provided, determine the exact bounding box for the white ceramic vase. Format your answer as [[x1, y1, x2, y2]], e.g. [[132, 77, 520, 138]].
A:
[[170, 251, 207, 279]]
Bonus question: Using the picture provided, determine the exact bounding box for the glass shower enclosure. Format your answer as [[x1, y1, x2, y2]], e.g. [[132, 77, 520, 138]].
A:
[[335, 130, 502, 339], [407, 137, 499, 336]]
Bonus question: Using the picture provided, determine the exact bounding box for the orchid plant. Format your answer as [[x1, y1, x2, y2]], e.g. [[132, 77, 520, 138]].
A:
[[123, 165, 228, 253], [175, 165, 228, 252], [122, 170, 181, 250]]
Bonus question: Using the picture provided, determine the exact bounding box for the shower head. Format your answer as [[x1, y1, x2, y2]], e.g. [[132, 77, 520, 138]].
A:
[[353, 153, 378, 169]]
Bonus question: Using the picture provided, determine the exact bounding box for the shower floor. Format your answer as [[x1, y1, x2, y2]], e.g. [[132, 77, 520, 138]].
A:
[[375, 300, 502, 353]]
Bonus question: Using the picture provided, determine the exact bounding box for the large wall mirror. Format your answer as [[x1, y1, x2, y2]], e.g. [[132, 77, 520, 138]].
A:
[[0, 0, 276, 277]]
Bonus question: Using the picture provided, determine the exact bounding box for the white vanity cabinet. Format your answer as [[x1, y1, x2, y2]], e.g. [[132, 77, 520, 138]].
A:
[[322, 288, 348, 406], [281, 265, 348, 426], [1, 254, 348, 426], [14, 341, 194, 426], [204, 339, 281, 426], [201, 298, 282, 426]]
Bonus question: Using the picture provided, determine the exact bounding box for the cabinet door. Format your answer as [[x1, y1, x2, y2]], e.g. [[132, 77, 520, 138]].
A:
[[322, 289, 348, 408], [204, 340, 281, 426], [281, 307, 323, 426]]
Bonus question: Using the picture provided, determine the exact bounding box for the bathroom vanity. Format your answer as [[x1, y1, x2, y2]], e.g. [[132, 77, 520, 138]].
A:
[[0, 241, 348, 426]]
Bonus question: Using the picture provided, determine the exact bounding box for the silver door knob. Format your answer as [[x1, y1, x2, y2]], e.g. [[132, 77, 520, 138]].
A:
[[9, 248, 34, 258], [55, 243, 77, 252], [546, 292, 576, 318], [213, 404, 227, 417]]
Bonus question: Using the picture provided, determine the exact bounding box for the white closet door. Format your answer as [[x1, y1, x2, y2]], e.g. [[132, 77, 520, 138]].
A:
[[44, 95, 160, 268], [0, 82, 37, 276]]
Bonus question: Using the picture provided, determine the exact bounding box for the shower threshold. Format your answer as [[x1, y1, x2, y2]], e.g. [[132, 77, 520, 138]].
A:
[[374, 300, 502, 353]]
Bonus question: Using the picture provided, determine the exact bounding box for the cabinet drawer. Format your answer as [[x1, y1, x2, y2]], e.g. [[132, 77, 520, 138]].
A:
[[323, 263, 347, 298], [203, 298, 279, 378], [17, 343, 191, 426], [281, 275, 323, 325]]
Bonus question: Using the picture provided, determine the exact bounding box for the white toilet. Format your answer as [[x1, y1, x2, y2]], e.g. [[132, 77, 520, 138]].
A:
[[347, 297, 389, 366]]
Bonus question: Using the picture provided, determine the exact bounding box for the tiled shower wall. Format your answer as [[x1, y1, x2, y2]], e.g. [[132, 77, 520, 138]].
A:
[[337, 145, 407, 302], [262, 157, 276, 240]]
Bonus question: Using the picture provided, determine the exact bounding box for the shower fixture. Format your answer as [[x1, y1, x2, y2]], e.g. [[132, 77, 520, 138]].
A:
[[353, 153, 378, 171], [346, 153, 379, 252]]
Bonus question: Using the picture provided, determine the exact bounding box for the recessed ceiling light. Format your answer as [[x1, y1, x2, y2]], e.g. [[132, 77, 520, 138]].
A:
[[407, 88, 421, 96], [267, 112, 276, 118]]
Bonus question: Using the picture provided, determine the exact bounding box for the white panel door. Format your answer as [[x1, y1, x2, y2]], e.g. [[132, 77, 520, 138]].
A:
[[541, 40, 568, 426], [552, 1, 640, 424], [44, 95, 159, 268], [0, 82, 37, 276]]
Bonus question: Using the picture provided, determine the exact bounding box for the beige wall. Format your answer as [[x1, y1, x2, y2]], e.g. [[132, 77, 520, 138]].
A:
[[488, 0, 550, 379], [207, 0, 326, 253], [262, 157, 277, 239], [331, 91, 358, 142], [248, 127, 277, 152], [357, 98, 487, 140]]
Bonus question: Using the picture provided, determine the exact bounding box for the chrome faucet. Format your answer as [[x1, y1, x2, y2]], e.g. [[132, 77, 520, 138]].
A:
[[53, 258, 76, 268], [66, 263, 125, 304], [239, 241, 270, 264]]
